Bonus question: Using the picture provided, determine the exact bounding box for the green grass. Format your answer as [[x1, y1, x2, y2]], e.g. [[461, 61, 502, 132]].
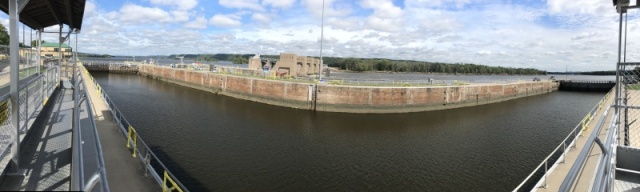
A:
[[627, 84, 640, 90]]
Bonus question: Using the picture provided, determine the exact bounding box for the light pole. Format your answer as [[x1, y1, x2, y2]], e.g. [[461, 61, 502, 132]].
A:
[[318, 0, 325, 81]]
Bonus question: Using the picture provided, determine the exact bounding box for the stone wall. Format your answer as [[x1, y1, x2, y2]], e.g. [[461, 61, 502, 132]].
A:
[[138, 65, 559, 113]]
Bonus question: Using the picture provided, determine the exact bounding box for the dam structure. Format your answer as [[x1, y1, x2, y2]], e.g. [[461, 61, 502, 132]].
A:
[[0, 0, 635, 191], [134, 64, 559, 113]]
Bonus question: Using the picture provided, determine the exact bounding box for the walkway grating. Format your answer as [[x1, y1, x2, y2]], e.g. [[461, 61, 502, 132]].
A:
[[0, 85, 73, 191]]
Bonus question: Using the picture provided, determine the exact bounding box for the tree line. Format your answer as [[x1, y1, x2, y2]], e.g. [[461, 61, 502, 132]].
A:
[[323, 57, 547, 75]]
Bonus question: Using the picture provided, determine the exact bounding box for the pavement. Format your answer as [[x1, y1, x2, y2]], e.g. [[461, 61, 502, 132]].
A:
[[532, 93, 614, 192], [80, 65, 159, 192]]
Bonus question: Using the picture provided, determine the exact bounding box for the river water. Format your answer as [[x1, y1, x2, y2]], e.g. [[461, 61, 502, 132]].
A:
[[92, 73, 606, 191]]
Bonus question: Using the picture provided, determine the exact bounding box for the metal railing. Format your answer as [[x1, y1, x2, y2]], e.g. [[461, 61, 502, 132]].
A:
[[82, 65, 188, 192], [513, 89, 613, 191], [0, 65, 59, 172], [70, 61, 110, 191]]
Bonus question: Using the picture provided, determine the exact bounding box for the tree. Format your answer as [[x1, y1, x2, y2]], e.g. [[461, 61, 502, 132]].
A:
[[0, 24, 8, 45], [31, 40, 45, 47], [230, 55, 248, 64]]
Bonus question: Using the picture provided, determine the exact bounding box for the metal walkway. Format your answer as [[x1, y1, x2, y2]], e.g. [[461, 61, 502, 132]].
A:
[[0, 83, 73, 190]]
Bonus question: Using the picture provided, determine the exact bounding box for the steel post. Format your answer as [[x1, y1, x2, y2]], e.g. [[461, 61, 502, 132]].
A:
[[8, 0, 21, 173], [58, 25, 62, 79], [318, 0, 325, 81], [616, 12, 623, 127]]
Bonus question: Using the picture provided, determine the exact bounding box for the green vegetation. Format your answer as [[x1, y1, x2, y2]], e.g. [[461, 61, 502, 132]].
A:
[[77, 52, 113, 58], [0, 24, 7, 45], [323, 57, 547, 75], [195, 54, 218, 62], [31, 40, 45, 47], [229, 55, 248, 64]]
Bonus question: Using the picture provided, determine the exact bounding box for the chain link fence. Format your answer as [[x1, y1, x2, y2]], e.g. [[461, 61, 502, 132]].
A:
[[620, 66, 640, 147], [0, 64, 59, 173]]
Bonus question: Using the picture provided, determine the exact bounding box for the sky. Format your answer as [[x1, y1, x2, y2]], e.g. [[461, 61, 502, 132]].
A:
[[0, 0, 635, 71]]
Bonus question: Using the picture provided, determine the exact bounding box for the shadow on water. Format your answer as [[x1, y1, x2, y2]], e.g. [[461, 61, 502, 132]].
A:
[[148, 146, 209, 192]]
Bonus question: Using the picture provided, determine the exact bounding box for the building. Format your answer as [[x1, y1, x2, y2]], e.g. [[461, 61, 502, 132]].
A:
[[248, 53, 321, 77], [40, 42, 72, 59]]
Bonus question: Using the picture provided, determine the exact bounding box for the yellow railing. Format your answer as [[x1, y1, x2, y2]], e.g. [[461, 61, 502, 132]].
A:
[[126, 125, 138, 158], [163, 171, 184, 192], [82, 63, 188, 191]]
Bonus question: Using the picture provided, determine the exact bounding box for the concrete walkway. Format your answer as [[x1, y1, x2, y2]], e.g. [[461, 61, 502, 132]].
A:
[[535, 94, 615, 191], [80, 65, 159, 192]]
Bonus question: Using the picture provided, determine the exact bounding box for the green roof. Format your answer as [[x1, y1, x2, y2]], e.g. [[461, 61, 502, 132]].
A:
[[41, 42, 71, 48]]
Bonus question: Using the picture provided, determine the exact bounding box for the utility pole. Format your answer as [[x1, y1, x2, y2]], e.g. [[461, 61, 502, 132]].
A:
[[318, 0, 325, 82]]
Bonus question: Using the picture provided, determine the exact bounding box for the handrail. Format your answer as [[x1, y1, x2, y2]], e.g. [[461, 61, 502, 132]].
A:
[[81, 64, 189, 192], [558, 106, 615, 191], [71, 63, 110, 191], [513, 89, 613, 191], [0, 66, 58, 166]]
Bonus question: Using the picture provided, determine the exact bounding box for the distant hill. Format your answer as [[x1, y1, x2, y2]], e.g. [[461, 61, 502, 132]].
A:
[[90, 53, 548, 75], [321, 57, 547, 75], [78, 52, 113, 58]]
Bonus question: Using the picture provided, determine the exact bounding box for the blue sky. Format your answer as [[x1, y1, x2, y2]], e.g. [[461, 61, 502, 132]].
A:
[[0, 0, 631, 71]]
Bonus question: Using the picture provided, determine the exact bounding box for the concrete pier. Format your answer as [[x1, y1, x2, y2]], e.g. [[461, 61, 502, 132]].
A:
[[558, 80, 615, 92], [138, 64, 559, 113]]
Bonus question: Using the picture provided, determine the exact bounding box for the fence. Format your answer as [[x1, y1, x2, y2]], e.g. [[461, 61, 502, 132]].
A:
[[513, 89, 613, 191], [0, 65, 59, 176], [83, 66, 188, 192]]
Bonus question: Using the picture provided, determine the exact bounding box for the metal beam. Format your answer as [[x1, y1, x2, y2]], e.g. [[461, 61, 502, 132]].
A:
[[64, 0, 73, 28], [8, 0, 21, 174], [41, 31, 76, 34], [17, 0, 28, 13], [44, 0, 60, 23], [0, 2, 42, 29]]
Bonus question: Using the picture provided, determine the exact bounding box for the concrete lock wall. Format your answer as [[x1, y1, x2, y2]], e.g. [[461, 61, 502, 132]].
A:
[[138, 65, 559, 113]]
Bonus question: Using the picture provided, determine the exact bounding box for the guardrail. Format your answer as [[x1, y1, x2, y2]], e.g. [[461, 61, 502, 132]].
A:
[[0, 65, 59, 171], [82, 65, 188, 192], [513, 89, 613, 191], [71, 62, 110, 191]]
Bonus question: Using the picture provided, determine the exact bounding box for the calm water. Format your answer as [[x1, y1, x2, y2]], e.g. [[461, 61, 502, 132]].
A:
[[93, 73, 606, 191]]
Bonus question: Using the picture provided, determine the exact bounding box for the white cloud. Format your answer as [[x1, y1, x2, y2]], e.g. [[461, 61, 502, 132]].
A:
[[185, 16, 208, 29], [64, 0, 630, 72], [209, 14, 242, 27], [262, 0, 296, 8], [251, 13, 271, 23], [547, 0, 611, 16], [171, 11, 190, 22], [405, 0, 472, 9], [219, 0, 264, 11], [302, 0, 352, 18], [149, 0, 198, 10], [119, 4, 173, 24], [361, 0, 404, 32]]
